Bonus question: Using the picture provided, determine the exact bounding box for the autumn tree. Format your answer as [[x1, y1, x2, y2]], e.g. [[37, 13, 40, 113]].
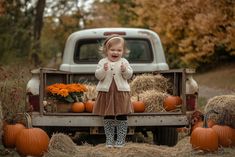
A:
[[87, 0, 235, 69], [0, 0, 34, 64], [86, 0, 136, 28], [40, 0, 84, 66]]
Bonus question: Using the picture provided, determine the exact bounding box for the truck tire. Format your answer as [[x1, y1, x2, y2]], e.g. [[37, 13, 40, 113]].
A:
[[152, 127, 178, 146]]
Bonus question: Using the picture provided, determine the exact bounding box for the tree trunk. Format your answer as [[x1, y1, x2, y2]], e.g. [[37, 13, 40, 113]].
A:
[[32, 0, 46, 66], [34, 0, 46, 41]]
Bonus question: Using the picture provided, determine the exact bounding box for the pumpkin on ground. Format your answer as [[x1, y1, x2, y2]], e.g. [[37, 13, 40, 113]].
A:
[[163, 95, 182, 111], [190, 114, 218, 152], [232, 128, 235, 146], [212, 125, 234, 147], [211, 109, 235, 147], [132, 100, 145, 113], [3, 123, 25, 148], [16, 113, 49, 157], [191, 119, 216, 132], [84, 100, 95, 113], [71, 102, 85, 113]]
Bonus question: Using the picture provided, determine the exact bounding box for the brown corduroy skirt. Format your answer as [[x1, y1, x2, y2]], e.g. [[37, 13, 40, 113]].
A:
[[93, 80, 133, 116]]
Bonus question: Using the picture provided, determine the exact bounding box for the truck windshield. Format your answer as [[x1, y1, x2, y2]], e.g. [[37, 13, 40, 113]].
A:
[[74, 38, 153, 63]]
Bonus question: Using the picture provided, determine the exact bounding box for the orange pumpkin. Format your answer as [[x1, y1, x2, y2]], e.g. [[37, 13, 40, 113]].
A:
[[3, 123, 25, 148], [71, 102, 85, 113], [163, 95, 181, 111], [176, 96, 182, 105], [211, 109, 235, 147], [16, 113, 49, 157], [132, 101, 145, 113], [84, 100, 95, 113], [191, 119, 216, 132], [190, 116, 219, 152], [232, 128, 235, 146], [212, 125, 234, 147]]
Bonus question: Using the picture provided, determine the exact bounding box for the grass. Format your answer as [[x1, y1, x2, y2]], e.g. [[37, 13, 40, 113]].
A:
[[197, 96, 208, 112], [0, 64, 32, 122], [194, 63, 235, 91], [194, 63, 235, 112]]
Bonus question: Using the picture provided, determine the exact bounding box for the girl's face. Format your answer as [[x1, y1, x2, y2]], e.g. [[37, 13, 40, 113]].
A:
[[107, 42, 124, 62]]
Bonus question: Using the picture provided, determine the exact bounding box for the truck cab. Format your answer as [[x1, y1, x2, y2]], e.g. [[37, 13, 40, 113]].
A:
[[26, 28, 198, 146]]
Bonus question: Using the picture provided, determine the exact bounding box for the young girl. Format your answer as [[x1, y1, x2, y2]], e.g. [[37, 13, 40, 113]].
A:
[[93, 34, 133, 148]]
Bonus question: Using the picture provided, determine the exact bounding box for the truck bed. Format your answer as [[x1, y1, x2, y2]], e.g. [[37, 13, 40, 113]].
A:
[[31, 68, 189, 128]]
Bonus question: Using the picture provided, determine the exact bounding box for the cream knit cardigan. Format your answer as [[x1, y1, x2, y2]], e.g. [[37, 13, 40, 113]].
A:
[[95, 57, 133, 92]]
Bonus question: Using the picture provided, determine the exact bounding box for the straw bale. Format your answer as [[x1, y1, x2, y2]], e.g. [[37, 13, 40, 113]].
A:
[[47, 133, 79, 156], [138, 90, 168, 112], [43, 149, 71, 157], [130, 74, 170, 96], [204, 95, 235, 127]]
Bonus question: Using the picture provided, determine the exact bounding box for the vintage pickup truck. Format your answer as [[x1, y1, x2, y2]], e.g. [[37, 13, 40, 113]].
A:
[[26, 28, 198, 146]]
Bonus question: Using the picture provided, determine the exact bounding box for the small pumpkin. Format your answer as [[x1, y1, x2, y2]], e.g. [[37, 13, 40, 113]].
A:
[[190, 114, 218, 152], [176, 96, 182, 105], [3, 123, 25, 148], [132, 100, 145, 113], [16, 113, 49, 157], [71, 102, 85, 113], [84, 100, 95, 113], [163, 95, 181, 111]]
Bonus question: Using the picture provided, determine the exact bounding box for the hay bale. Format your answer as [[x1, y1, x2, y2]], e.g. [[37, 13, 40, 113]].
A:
[[130, 74, 171, 96], [204, 95, 235, 127], [43, 149, 71, 157], [46, 133, 79, 157], [138, 90, 168, 112]]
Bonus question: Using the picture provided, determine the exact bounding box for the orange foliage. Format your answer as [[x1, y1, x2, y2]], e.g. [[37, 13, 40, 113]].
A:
[[88, 0, 235, 68]]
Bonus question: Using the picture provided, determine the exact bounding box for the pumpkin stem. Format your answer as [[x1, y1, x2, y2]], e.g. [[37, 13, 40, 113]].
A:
[[203, 114, 208, 128], [137, 95, 139, 101], [24, 113, 32, 128]]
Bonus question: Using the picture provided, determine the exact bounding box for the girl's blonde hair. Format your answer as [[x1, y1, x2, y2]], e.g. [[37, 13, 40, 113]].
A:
[[99, 34, 130, 57]]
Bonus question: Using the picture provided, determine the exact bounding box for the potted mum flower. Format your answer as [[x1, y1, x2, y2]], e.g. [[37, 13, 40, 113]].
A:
[[46, 83, 87, 112]]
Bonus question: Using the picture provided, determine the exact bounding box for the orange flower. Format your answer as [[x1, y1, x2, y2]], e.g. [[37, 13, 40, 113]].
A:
[[47, 83, 87, 102]]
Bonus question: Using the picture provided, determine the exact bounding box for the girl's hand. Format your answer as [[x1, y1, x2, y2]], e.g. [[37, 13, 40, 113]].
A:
[[104, 62, 108, 71], [121, 62, 126, 72]]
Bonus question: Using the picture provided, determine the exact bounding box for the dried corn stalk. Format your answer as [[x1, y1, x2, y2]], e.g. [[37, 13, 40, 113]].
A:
[[84, 84, 98, 101]]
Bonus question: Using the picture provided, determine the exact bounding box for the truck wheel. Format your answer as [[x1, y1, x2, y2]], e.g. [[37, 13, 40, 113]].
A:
[[152, 127, 178, 146]]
